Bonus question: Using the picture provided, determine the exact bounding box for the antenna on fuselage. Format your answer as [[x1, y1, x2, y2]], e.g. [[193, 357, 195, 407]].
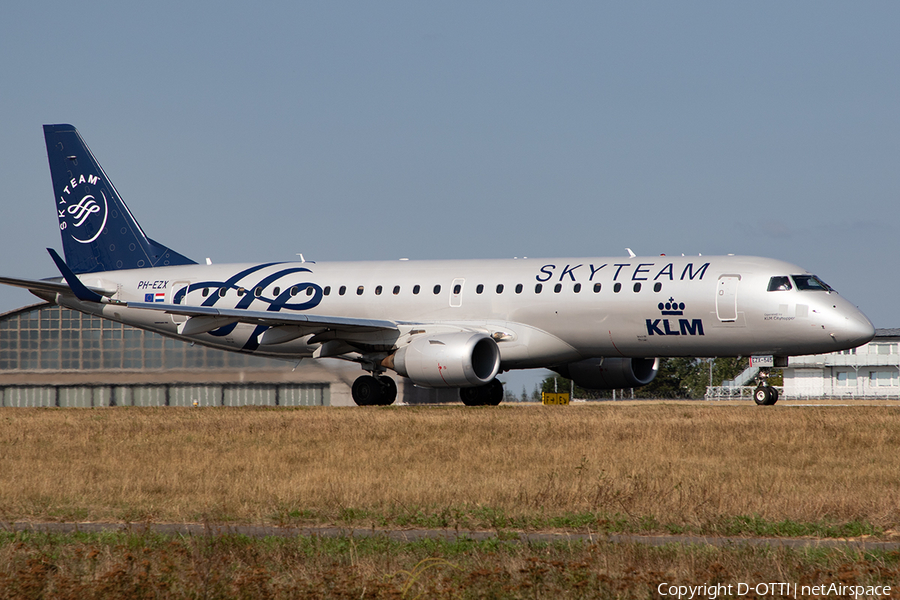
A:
[[626, 248, 636, 258]]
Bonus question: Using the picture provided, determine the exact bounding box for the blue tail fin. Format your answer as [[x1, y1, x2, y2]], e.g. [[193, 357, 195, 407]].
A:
[[44, 124, 196, 274]]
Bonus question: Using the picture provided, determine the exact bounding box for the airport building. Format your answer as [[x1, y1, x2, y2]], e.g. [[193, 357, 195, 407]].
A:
[[782, 329, 900, 399], [0, 302, 364, 407]]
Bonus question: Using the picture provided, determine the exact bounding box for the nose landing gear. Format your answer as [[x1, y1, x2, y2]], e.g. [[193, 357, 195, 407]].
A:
[[753, 370, 779, 405]]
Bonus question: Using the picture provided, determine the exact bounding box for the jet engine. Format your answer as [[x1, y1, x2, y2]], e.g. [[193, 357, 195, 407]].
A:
[[389, 332, 501, 388], [553, 357, 658, 390]]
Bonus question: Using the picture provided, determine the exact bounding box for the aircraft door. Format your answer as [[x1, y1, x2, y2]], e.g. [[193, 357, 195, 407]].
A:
[[716, 275, 740, 322], [450, 278, 465, 307]]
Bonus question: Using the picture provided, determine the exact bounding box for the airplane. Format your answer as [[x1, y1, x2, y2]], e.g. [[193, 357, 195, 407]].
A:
[[0, 124, 876, 406]]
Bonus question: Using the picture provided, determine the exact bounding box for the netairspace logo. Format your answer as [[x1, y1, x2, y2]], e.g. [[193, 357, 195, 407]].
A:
[[657, 581, 891, 599]]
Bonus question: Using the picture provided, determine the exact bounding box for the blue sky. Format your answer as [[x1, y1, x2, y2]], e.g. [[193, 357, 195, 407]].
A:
[[1, 2, 898, 389]]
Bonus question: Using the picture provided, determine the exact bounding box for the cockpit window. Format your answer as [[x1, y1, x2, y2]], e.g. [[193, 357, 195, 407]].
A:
[[767, 276, 792, 292], [792, 275, 832, 292]]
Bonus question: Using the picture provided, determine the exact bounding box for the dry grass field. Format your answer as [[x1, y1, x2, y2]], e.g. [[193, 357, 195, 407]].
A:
[[1, 403, 899, 536], [3, 530, 899, 599], [2, 403, 900, 597]]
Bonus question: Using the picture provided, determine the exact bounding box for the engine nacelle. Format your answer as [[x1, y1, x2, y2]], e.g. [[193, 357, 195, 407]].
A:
[[391, 332, 501, 388], [554, 357, 658, 390]]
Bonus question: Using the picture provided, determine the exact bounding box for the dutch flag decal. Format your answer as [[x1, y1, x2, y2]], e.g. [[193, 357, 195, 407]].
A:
[[145, 293, 166, 303]]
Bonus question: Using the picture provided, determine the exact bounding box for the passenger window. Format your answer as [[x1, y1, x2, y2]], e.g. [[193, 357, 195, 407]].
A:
[[375, 286, 382, 295], [515, 284, 523, 294], [496, 284, 504, 294], [290, 286, 298, 296], [324, 286, 331, 296], [593, 283, 601, 293], [573, 283, 581, 293], [653, 282, 662, 293], [393, 286, 400, 295], [237, 287, 245, 296], [433, 284, 441, 294], [202, 288, 209, 297], [476, 284, 484, 294], [453, 284, 461, 294], [306, 287, 314, 296], [613, 283, 622, 293], [218, 287, 227, 297], [535, 283, 543, 293], [554, 283, 562, 293], [767, 276, 792, 292], [357, 286, 364, 295], [633, 283, 641, 292], [254, 286, 262, 297], [339, 286, 346, 296], [413, 285, 420, 295], [273, 287, 280, 296]]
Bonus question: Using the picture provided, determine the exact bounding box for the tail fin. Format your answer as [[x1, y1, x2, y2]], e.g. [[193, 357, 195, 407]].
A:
[[44, 124, 196, 274]]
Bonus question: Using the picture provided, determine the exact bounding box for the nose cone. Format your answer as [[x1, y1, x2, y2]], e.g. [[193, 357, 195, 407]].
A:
[[833, 304, 875, 349]]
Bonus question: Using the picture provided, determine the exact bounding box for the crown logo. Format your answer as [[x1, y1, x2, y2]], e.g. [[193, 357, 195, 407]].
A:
[[658, 297, 684, 316]]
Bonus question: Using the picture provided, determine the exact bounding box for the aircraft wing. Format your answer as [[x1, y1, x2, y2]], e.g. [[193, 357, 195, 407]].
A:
[[32, 247, 399, 339], [125, 300, 398, 333]]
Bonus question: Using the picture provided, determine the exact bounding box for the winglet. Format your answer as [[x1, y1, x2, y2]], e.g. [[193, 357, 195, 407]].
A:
[[47, 248, 105, 303]]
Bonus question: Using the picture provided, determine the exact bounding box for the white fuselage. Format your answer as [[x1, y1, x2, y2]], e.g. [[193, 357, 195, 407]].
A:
[[51, 254, 875, 371]]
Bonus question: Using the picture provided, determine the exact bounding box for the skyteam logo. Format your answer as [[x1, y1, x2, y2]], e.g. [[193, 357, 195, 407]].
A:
[[646, 297, 704, 336], [57, 173, 108, 244]]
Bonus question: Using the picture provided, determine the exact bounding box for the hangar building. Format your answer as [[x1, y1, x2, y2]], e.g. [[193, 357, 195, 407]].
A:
[[0, 302, 364, 407]]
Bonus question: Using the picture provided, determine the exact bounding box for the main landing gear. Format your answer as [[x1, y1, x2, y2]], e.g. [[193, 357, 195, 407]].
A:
[[459, 378, 504, 406], [351, 375, 397, 406], [753, 369, 779, 406], [349, 375, 506, 406]]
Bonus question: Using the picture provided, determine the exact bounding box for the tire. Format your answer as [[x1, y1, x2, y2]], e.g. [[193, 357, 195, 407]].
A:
[[459, 379, 505, 406], [767, 387, 779, 405], [485, 378, 504, 405], [753, 386, 772, 406], [352, 375, 383, 406], [376, 376, 397, 406], [459, 386, 483, 406]]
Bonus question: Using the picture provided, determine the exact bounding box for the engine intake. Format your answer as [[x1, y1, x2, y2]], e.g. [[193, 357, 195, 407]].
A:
[[554, 357, 658, 390], [390, 332, 501, 388]]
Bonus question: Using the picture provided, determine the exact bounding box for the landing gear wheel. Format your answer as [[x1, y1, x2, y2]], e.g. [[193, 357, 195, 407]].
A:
[[485, 378, 504, 406], [376, 376, 397, 406], [459, 386, 482, 406], [459, 379, 505, 406], [753, 386, 776, 406], [352, 375, 383, 406]]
